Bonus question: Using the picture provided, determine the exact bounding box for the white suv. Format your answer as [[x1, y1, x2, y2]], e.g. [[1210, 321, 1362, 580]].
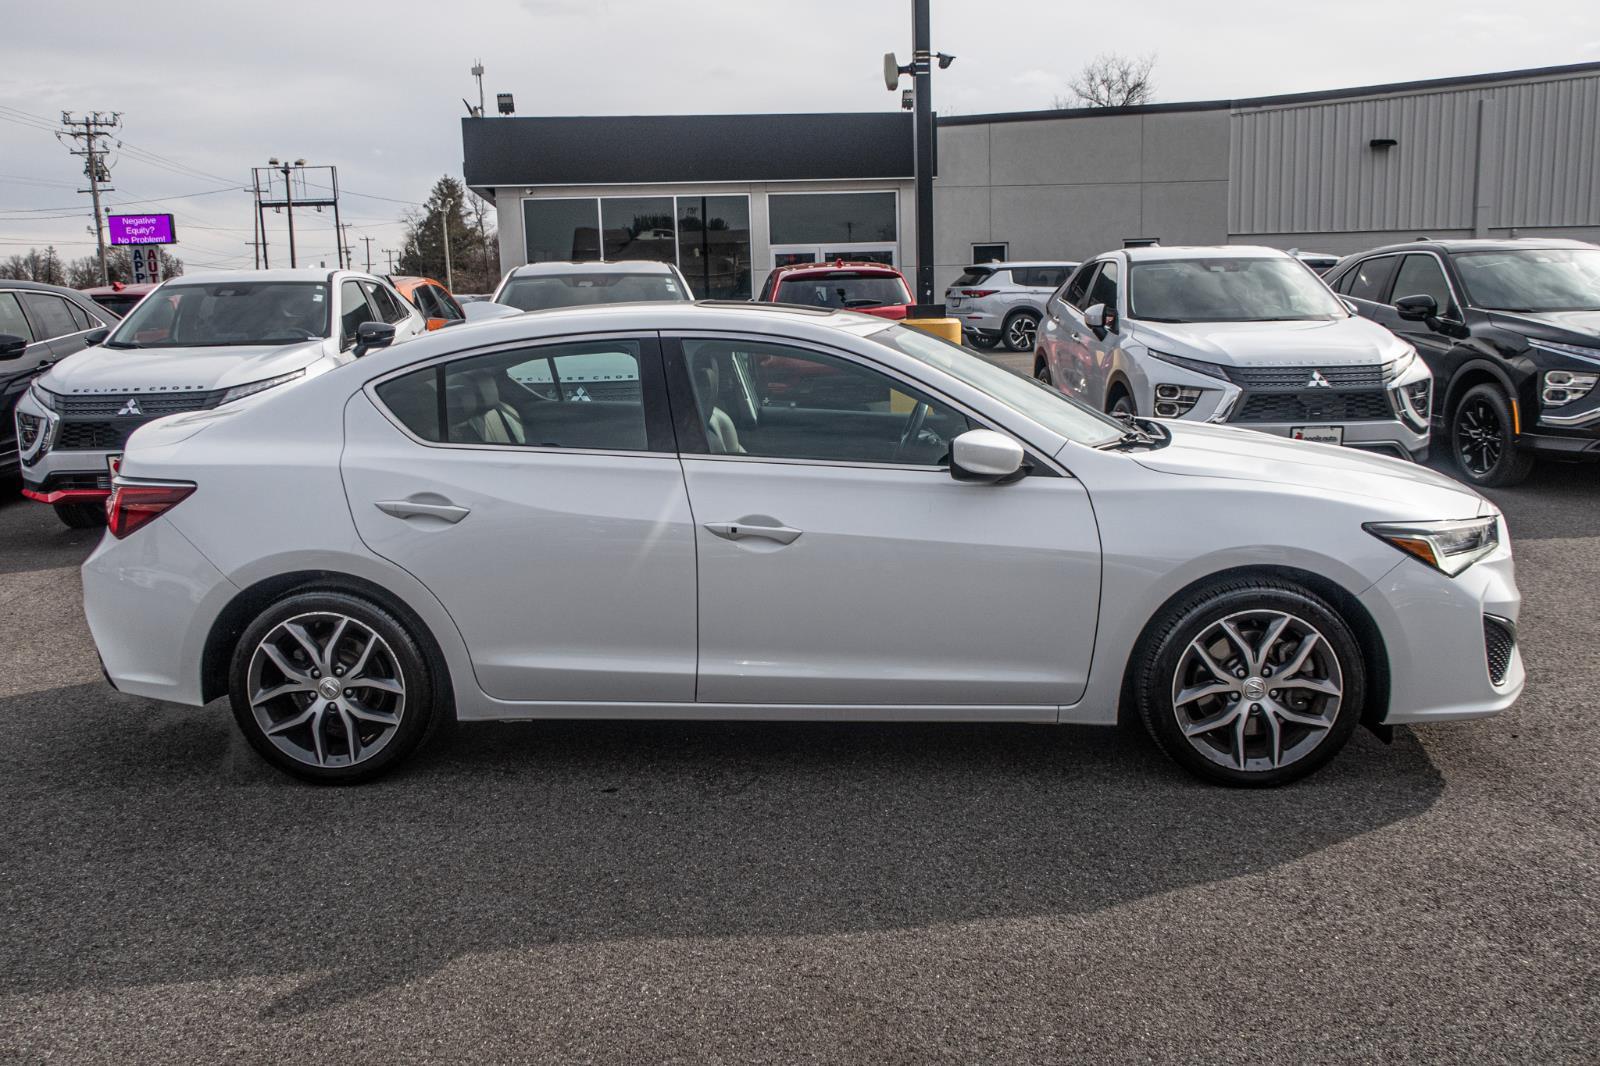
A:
[[1034, 246, 1434, 461], [943, 261, 1078, 351]]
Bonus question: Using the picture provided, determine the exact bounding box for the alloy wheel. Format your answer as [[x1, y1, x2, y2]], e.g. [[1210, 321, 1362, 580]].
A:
[[1006, 314, 1038, 351], [1170, 609, 1343, 772], [246, 611, 407, 769], [1456, 397, 1504, 477]]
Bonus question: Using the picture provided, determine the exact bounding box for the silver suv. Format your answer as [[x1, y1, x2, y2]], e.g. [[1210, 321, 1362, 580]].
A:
[[1034, 245, 1434, 461], [944, 261, 1078, 351]]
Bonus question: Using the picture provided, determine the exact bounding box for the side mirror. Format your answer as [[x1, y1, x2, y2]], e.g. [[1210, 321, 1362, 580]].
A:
[[1083, 302, 1117, 336], [0, 333, 28, 359], [950, 429, 1026, 484], [1340, 297, 1360, 314], [1394, 293, 1438, 322], [84, 327, 109, 346], [353, 321, 397, 358]]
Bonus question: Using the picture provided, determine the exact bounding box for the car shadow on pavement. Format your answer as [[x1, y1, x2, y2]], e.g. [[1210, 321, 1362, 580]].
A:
[[0, 684, 1445, 1017]]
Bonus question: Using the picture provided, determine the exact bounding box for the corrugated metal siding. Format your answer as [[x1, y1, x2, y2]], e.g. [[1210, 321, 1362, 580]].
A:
[[1230, 73, 1600, 235]]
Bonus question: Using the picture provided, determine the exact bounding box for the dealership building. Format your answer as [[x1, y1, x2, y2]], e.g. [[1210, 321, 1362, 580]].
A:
[[461, 61, 1600, 299]]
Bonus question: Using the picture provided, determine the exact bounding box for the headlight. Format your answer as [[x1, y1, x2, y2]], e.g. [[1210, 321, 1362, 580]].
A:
[[1528, 338, 1600, 364], [218, 369, 305, 405], [1145, 349, 1230, 381], [1542, 369, 1598, 408], [1382, 346, 1417, 382], [1364, 516, 1500, 577], [28, 381, 58, 411]]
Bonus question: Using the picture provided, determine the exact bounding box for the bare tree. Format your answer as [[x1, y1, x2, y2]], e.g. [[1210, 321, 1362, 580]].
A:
[[1054, 53, 1157, 109]]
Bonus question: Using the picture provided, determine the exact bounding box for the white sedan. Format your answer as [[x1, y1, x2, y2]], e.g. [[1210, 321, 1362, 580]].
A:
[[80, 303, 1523, 786]]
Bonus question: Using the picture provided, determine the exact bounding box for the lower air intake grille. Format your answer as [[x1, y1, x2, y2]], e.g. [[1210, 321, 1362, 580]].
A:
[[1483, 616, 1515, 686], [56, 421, 137, 451], [1232, 391, 1393, 424]]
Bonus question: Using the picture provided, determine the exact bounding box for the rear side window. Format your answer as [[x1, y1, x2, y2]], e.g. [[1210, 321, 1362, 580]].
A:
[[375, 339, 648, 451], [952, 267, 996, 288], [365, 282, 410, 325], [1014, 267, 1072, 288], [20, 292, 79, 340], [1342, 256, 1398, 302], [0, 293, 34, 341]]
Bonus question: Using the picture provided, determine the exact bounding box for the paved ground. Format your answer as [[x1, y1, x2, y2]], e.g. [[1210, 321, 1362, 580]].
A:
[[1, 451, 1597, 1065]]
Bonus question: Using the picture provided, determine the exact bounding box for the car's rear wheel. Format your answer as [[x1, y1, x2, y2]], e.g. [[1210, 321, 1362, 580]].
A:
[[53, 500, 106, 529], [1451, 383, 1534, 487], [1132, 579, 1365, 787], [1003, 310, 1039, 352], [228, 590, 441, 783]]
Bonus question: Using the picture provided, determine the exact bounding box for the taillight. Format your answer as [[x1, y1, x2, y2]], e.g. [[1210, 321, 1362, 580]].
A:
[[961, 289, 998, 297], [106, 481, 195, 539]]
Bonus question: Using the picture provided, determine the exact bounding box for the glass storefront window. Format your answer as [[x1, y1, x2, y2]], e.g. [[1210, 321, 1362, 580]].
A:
[[677, 195, 752, 300], [601, 197, 677, 263], [768, 192, 897, 245], [523, 198, 601, 262]]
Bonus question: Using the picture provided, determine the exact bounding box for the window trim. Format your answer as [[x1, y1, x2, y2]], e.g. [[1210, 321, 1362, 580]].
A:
[[362, 330, 675, 457]]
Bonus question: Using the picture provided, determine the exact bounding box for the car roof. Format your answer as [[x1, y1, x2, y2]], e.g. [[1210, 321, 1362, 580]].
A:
[[78, 282, 159, 296], [965, 260, 1079, 270], [387, 275, 448, 295], [164, 268, 386, 286], [771, 261, 907, 278], [506, 260, 678, 277], [1346, 237, 1598, 256], [0, 278, 105, 297], [1115, 244, 1293, 262]]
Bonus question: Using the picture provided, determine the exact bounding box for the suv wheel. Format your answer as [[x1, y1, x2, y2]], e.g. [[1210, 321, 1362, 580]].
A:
[[1034, 358, 1052, 387], [967, 332, 998, 350], [53, 500, 106, 529], [1003, 310, 1040, 352], [1107, 389, 1136, 419], [1451, 383, 1535, 487], [1132, 579, 1365, 787], [229, 590, 443, 783]]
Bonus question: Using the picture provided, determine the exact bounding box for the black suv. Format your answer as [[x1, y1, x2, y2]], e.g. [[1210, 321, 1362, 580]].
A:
[[1325, 238, 1600, 486], [1, 280, 117, 481]]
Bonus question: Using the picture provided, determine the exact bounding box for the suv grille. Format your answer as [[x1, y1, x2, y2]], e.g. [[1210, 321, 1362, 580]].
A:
[[1226, 365, 1387, 390], [1232, 391, 1394, 423], [56, 421, 137, 451], [54, 391, 216, 416], [1484, 617, 1515, 686]]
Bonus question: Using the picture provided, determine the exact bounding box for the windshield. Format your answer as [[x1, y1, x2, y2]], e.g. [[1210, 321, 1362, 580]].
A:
[[498, 272, 687, 311], [1128, 257, 1346, 322], [868, 324, 1125, 448], [1454, 248, 1600, 312], [106, 281, 329, 348], [778, 273, 911, 309]]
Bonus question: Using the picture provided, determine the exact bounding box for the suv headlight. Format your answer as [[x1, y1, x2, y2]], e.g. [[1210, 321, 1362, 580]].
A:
[[1542, 369, 1598, 408], [1146, 349, 1230, 382], [1365, 516, 1499, 577], [1383, 346, 1417, 382], [218, 369, 305, 405], [28, 381, 58, 411]]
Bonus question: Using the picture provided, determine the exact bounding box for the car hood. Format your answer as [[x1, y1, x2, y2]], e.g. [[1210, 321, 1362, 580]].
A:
[[1132, 316, 1409, 367], [39, 339, 331, 394], [1132, 420, 1486, 515], [1488, 309, 1600, 343]]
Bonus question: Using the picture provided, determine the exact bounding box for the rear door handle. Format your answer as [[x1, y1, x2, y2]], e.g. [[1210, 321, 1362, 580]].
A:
[[376, 499, 471, 523], [704, 521, 802, 545]]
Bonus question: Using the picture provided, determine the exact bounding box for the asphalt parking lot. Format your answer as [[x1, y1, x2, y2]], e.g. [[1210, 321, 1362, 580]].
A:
[[1, 447, 1598, 1064]]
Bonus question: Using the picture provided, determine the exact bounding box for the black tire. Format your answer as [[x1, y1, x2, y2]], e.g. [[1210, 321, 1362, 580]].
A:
[[1002, 310, 1040, 352], [1034, 358, 1053, 386], [228, 590, 443, 784], [1131, 579, 1366, 787], [54, 500, 106, 529], [966, 332, 998, 350], [1451, 382, 1535, 487], [1107, 389, 1136, 419]]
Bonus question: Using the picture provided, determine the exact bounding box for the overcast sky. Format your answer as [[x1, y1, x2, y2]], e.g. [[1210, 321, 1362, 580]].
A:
[[3, 0, 1597, 273]]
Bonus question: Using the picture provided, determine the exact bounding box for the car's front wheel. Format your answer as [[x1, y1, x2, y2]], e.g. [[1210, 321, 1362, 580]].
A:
[[1451, 383, 1535, 487], [1131, 579, 1365, 786], [53, 500, 106, 529], [228, 590, 443, 783]]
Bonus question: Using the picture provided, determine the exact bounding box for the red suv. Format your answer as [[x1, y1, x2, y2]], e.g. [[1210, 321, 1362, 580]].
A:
[[756, 261, 912, 319]]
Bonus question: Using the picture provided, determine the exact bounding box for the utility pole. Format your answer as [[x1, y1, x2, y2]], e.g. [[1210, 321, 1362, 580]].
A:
[[339, 223, 355, 269], [441, 211, 453, 290], [382, 248, 397, 272], [361, 235, 375, 274], [58, 111, 121, 286]]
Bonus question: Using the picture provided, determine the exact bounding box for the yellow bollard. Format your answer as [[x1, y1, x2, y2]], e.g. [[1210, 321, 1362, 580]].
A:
[[903, 317, 962, 345]]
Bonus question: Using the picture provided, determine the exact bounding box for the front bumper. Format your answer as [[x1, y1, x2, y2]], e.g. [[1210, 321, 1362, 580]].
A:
[[17, 388, 131, 502], [1360, 516, 1523, 724]]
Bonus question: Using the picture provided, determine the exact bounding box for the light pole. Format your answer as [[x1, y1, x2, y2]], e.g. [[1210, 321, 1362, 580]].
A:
[[268, 157, 307, 267], [884, 0, 954, 315]]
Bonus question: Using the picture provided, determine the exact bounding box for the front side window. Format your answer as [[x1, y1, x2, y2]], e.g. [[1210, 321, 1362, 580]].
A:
[[1062, 262, 1097, 308], [19, 293, 80, 341], [774, 272, 911, 310], [498, 271, 686, 311], [1127, 257, 1345, 322], [1086, 261, 1119, 311], [107, 282, 329, 349], [1391, 254, 1456, 314], [376, 339, 648, 451], [679, 337, 967, 466], [1343, 256, 1398, 303], [365, 282, 410, 325], [1453, 247, 1600, 312], [0, 292, 34, 341], [431, 285, 464, 320], [340, 280, 376, 345]]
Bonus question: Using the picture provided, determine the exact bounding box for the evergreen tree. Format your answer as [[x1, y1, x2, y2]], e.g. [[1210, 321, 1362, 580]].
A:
[[397, 176, 499, 293]]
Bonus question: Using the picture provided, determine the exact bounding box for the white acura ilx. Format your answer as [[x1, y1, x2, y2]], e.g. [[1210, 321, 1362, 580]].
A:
[[80, 302, 1522, 786]]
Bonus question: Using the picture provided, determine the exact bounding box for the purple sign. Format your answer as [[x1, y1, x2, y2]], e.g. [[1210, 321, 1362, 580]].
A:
[[108, 213, 176, 246]]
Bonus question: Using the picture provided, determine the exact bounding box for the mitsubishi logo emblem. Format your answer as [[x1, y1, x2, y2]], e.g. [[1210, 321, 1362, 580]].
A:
[[116, 397, 143, 416], [1306, 370, 1332, 389]]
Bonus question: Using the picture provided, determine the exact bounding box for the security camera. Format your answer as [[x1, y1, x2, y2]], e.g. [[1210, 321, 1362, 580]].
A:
[[936, 52, 956, 69]]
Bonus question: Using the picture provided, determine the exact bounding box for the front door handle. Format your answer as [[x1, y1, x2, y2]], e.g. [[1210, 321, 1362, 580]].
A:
[[704, 521, 802, 545], [376, 499, 471, 523]]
